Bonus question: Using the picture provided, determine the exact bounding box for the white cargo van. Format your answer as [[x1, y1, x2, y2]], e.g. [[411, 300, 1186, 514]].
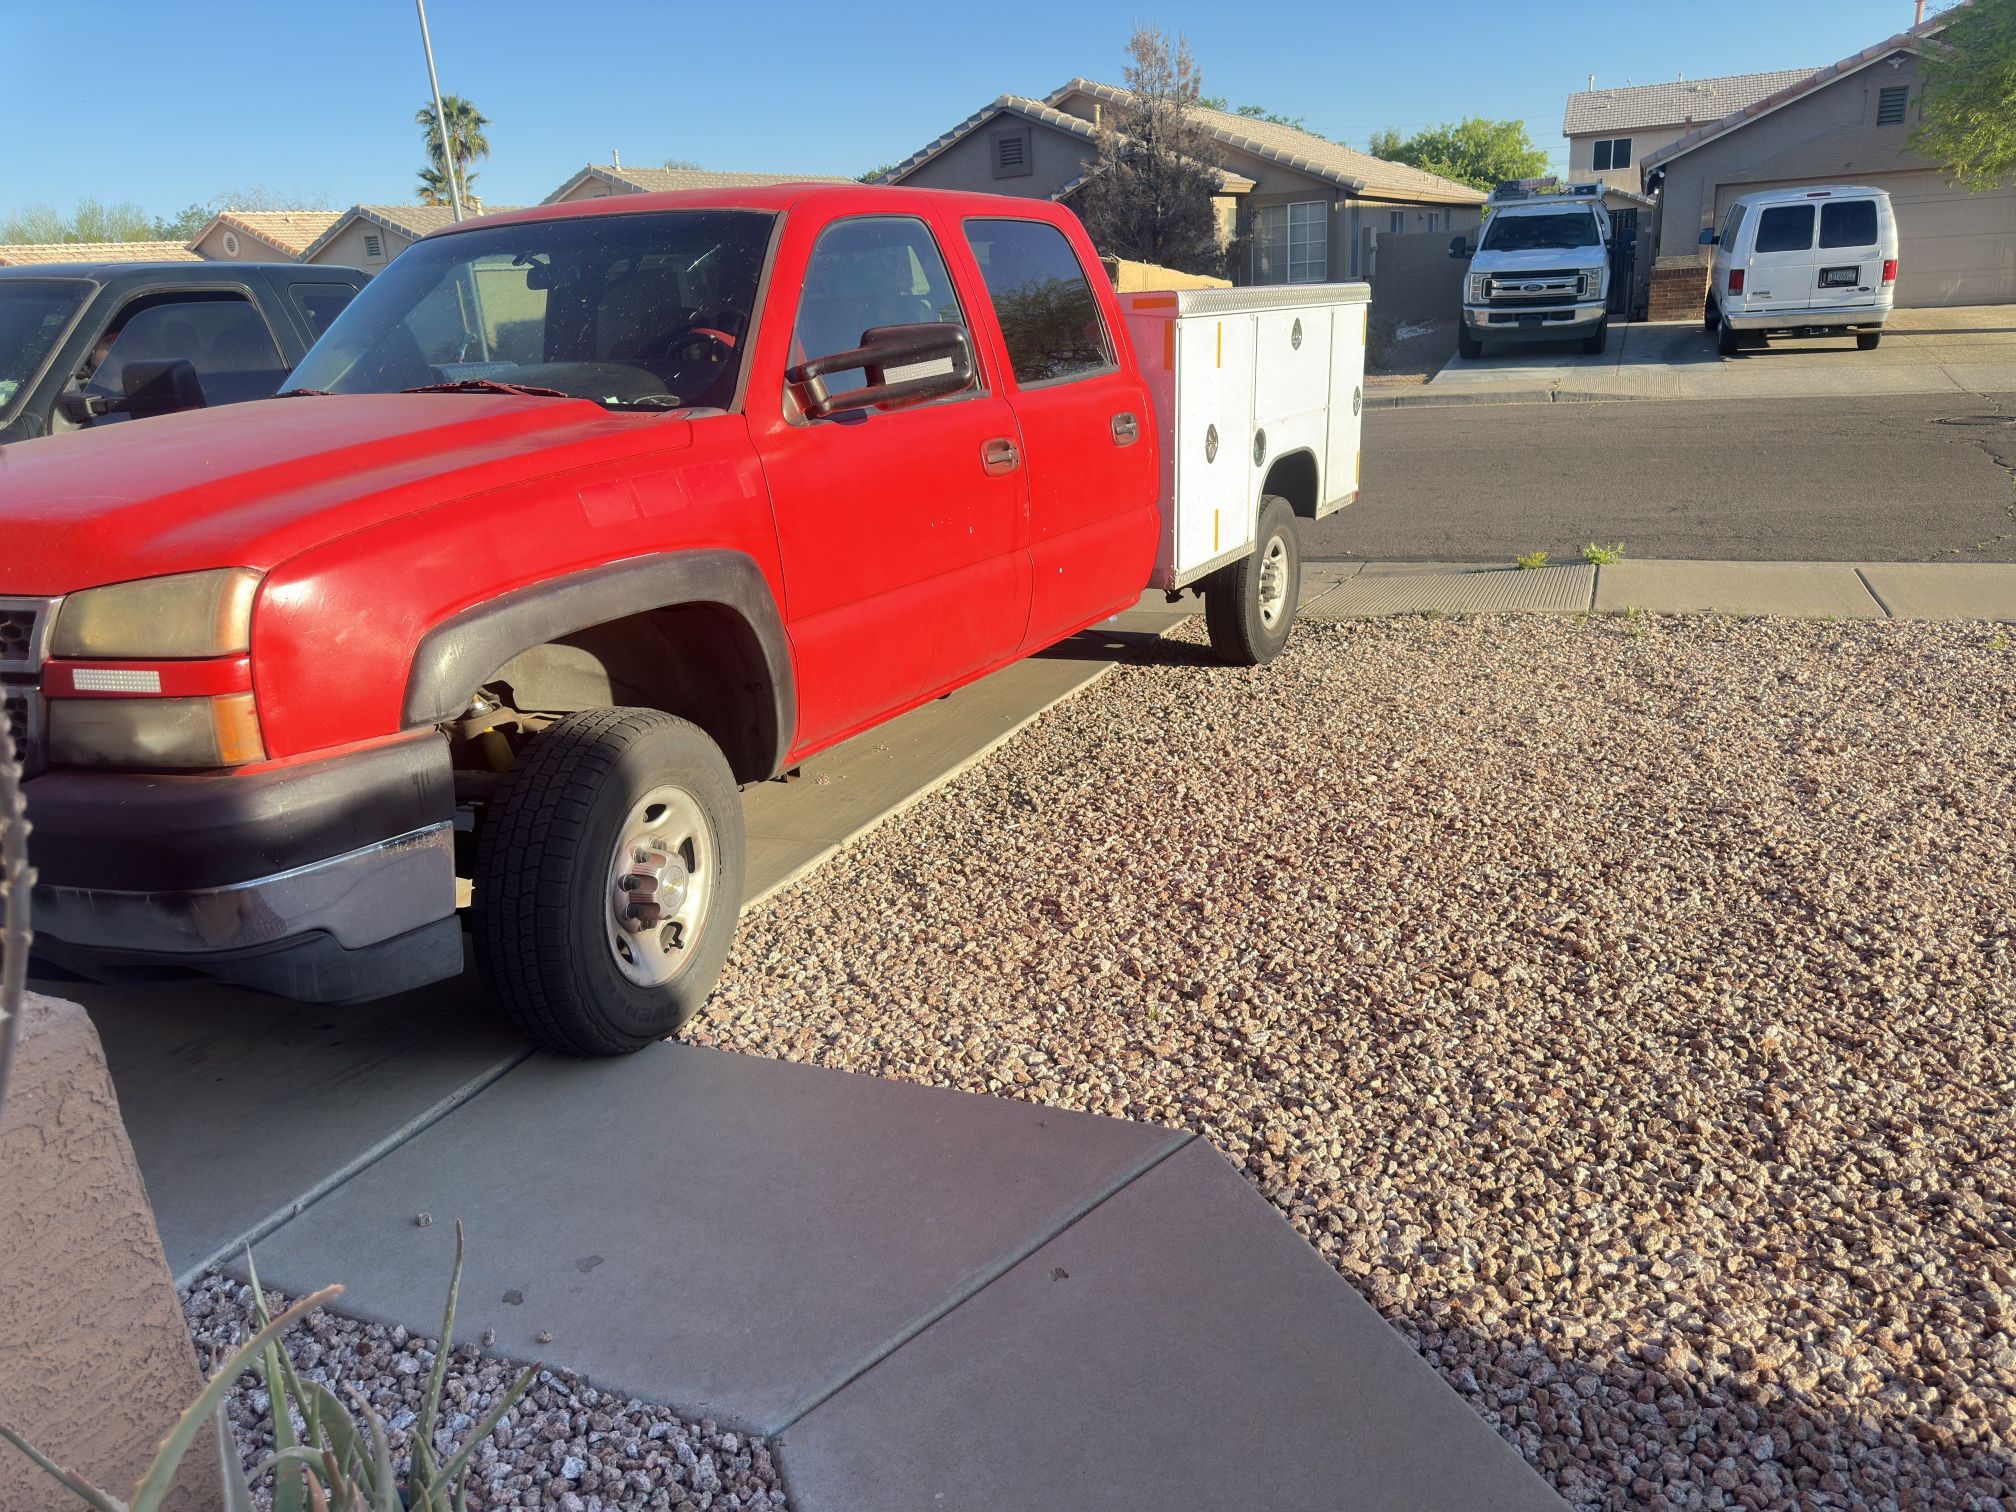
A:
[[1452, 180, 1611, 359], [1703, 185, 1898, 356]]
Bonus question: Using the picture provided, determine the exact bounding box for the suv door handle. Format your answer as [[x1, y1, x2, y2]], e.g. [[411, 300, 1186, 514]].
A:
[[1111, 411, 1140, 446], [981, 437, 1020, 475]]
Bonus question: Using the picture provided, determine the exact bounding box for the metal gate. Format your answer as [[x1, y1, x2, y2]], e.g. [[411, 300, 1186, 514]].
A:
[[1607, 209, 1638, 317]]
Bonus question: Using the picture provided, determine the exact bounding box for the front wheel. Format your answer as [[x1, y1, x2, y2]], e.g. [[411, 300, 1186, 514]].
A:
[[1580, 316, 1609, 355], [1703, 298, 1719, 336], [473, 707, 745, 1056], [1205, 495, 1301, 666], [1857, 330, 1883, 351], [1457, 325, 1483, 360]]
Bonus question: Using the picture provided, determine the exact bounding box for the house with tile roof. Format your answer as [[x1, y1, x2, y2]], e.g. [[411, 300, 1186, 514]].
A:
[[1562, 71, 1818, 192], [298, 204, 519, 270], [544, 165, 853, 204], [883, 79, 1485, 285], [0, 241, 202, 266], [188, 210, 343, 263], [1635, 11, 2013, 315]]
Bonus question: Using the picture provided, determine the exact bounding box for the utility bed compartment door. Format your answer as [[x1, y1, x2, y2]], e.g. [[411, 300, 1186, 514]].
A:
[[1172, 314, 1257, 578]]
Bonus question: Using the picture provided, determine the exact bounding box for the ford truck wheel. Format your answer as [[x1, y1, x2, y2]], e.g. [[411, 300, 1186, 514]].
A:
[[473, 707, 744, 1055], [1580, 316, 1609, 355], [1206, 495, 1301, 667], [1457, 325, 1482, 360]]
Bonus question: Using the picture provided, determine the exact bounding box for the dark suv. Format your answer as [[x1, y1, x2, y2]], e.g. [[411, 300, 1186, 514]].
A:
[[0, 260, 369, 445]]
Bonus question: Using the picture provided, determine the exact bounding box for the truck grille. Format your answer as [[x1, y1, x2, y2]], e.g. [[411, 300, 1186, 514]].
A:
[[1, 687, 38, 779], [0, 596, 59, 779], [1487, 270, 1587, 305]]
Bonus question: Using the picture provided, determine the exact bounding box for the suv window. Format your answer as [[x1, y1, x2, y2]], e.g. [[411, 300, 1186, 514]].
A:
[[1819, 199, 1879, 249], [1754, 205, 1816, 254], [289, 281, 360, 340], [81, 291, 287, 422], [792, 216, 970, 402], [962, 218, 1114, 385]]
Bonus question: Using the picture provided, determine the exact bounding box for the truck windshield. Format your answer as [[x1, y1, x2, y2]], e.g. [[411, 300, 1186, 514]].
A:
[[0, 280, 88, 420], [1480, 211, 1602, 253], [285, 210, 776, 412]]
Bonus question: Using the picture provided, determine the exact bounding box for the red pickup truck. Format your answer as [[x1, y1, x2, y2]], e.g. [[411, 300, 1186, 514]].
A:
[[3, 185, 1360, 1054]]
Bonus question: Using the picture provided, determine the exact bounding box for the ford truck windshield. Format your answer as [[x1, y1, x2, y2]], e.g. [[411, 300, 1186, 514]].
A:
[[286, 210, 775, 412], [0, 279, 88, 420], [1479, 211, 1603, 254]]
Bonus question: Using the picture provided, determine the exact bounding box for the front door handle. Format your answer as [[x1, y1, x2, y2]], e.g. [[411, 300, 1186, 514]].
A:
[[1112, 411, 1140, 446], [981, 436, 1020, 475]]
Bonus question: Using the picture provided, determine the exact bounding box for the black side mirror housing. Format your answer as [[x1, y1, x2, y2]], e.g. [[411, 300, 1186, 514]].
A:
[[1448, 235, 1473, 261], [788, 323, 975, 419], [119, 358, 208, 419]]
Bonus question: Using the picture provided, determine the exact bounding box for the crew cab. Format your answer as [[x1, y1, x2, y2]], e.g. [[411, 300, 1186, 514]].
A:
[[0, 259, 368, 445], [1452, 180, 1611, 359], [1702, 185, 1898, 356], [2, 186, 1365, 1055]]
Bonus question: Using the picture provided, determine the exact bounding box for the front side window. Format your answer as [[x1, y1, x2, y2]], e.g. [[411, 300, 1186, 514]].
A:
[[1820, 199, 1879, 249], [1479, 211, 1603, 253], [0, 278, 88, 419], [1719, 203, 1747, 250], [1754, 204, 1816, 254], [287, 209, 774, 412], [82, 292, 287, 422], [792, 215, 970, 402], [963, 218, 1114, 386], [1254, 201, 1328, 284]]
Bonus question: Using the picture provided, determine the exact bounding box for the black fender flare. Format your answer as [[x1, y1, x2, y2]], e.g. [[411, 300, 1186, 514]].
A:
[[403, 550, 796, 777]]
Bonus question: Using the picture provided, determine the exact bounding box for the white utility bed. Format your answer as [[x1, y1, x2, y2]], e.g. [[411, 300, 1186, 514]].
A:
[[1119, 283, 1370, 590]]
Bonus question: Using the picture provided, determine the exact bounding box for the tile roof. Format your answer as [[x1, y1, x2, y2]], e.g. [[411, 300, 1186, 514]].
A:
[[202, 210, 343, 256], [297, 204, 522, 263], [1641, 14, 1949, 174], [1052, 78, 1486, 204], [1561, 70, 1819, 136], [544, 165, 853, 203], [880, 94, 1256, 194], [0, 240, 202, 266]]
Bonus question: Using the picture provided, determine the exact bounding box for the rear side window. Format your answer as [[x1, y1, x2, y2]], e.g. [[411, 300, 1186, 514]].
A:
[[1754, 205, 1816, 254], [963, 218, 1114, 386], [289, 281, 359, 340], [1819, 200, 1879, 249]]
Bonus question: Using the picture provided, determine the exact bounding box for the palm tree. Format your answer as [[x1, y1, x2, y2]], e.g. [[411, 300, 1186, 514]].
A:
[[415, 95, 490, 206]]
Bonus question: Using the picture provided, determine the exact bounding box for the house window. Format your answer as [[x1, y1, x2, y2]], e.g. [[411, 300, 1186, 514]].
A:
[[1427, 212, 1441, 233], [1592, 137, 1633, 172], [991, 127, 1033, 180], [1254, 201, 1327, 284], [363, 233, 384, 261], [1877, 85, 1910, 126], [1389, 210, 1405, 235]]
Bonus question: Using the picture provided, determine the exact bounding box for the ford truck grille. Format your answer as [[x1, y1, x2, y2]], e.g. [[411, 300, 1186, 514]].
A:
[[1487, 270, 1585, 306], [0, 596, 58, 778]]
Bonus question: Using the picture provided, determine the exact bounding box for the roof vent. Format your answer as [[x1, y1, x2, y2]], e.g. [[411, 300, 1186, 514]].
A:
[[364, 233, 384, 260], [222, 231, 240, 257]]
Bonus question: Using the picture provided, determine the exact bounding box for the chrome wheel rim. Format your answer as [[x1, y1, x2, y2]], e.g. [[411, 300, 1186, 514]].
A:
[[1257, 532, 1291, 630], [605, 785, 714, 987]]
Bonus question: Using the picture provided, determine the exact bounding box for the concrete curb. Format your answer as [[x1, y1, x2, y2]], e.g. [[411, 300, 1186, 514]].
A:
[[1365, 385, 1646, 410]]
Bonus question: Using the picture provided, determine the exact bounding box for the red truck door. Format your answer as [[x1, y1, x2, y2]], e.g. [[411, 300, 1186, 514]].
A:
[[751, 211, 1031, 756], [957, 215, 1159, 651]]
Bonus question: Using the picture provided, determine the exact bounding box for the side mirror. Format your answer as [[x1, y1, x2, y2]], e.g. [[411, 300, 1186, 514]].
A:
[[788, 323, 974, 419], [1699, 228, 1719, 246], [119, 358, 207, 419], [1448, 235, 1473, 261]]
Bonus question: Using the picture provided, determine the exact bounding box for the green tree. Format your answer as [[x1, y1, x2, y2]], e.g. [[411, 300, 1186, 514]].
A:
[[1074, 27, 1226, 276], [856, 163, 901, 183], [664, 157, 705, 170], [1913, 0, 2016, 192], [1369, 118, 1549, 189], [416, 94, 491, 205], [0, 198, 155, 243]]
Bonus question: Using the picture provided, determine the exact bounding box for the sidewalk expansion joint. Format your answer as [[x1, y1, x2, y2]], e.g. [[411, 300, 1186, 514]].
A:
[[766, 1129, 1199, 1439], [1853, 568, 1896, 618]]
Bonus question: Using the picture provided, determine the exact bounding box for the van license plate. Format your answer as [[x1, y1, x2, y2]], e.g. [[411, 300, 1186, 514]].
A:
[[1820, 266, 1861, 288]]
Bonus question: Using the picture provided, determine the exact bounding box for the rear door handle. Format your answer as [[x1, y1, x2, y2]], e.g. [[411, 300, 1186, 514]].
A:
[[981, 436, 1020, 475], [1111, 411, 1140, 446]]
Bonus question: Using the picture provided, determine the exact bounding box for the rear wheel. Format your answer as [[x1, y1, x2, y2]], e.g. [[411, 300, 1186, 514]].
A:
[[1457, 325, 1483, 360], [1716, 317, 1744, 357], [1703, 298, 1719, 335], [473, 707, 745, 1056], [1580, 316, 1609, 355], [1857, 330, 1883, 351], [1205, 495, 1301, 666]]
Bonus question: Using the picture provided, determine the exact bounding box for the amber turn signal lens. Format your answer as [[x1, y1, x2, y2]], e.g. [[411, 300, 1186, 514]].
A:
[[48, 692, 265, 769]]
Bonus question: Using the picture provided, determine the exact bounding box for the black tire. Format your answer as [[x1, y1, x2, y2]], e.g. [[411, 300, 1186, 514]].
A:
[[1457, 325, 1483, 360], [473, 707, 745, 1056], [1857, 330, 1882, 351], [1205, 495, 1301, 667], [1703, 298, 1719, 335], [1580, 316, 1609, 355], [1717, 317, 1744, 357]]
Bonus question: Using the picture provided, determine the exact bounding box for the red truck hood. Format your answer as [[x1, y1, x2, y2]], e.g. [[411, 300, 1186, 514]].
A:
[[0, 394, 691, 594]]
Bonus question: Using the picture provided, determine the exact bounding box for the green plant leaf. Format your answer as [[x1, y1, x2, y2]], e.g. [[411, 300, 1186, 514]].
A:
[[0, 1423, 129, 1510], [412, 1221, 466, 1491], [128, 1284, 342, 1511], [350, 1391, 403, 1512], [215, 1406, 257, 1512], [419, 1362, 539, 1509]]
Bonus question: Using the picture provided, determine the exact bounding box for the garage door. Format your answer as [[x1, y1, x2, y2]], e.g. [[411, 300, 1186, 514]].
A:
[[1712, 171, 2016, 307]]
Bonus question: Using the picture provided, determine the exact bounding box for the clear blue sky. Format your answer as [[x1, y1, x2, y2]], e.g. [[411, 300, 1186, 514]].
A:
[[2, 0, 1939, 217]]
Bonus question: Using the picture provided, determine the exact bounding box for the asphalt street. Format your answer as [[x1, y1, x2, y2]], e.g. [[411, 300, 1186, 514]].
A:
[[1311, 392, 2016, 563]]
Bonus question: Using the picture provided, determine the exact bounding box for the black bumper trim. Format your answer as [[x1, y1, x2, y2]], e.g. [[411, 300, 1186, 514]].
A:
[[22, 734, 454, 892]]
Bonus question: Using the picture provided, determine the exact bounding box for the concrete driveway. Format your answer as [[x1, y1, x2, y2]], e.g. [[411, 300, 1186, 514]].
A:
[[1388, 306, 2016, 407]]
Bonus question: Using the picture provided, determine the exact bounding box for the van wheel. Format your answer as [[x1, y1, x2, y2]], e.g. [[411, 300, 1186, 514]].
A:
[[1716, 318, 1744, 357], [1857, 330, 1882, 351], [1206, 496, 1301, 667], [1580, 316, 1609, 355], [1703, 298, 1719, 335], [473, 707, 745, 1056], [1457, 326, 1483, 360]]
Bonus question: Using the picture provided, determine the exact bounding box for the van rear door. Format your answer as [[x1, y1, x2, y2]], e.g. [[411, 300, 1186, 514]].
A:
[[1810, 198, 1883, 310], [1746, 202, 1816, 311]]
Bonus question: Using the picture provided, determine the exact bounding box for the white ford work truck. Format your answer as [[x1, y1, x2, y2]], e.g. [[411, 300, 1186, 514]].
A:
[[1453, 180, 1611, 359]]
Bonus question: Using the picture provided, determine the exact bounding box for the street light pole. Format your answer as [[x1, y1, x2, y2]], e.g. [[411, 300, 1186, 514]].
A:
[[415, 0, 465, 222]]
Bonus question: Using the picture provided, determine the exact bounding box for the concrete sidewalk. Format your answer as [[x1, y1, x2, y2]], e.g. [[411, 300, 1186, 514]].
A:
[[1302, 558, 2016, 622], [1369, 307, 2016, 409]]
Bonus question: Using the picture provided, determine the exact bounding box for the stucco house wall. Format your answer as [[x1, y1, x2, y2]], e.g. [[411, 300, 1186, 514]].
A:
[[895, 118, 1095, 200], [304, 219, 411, 270], [1566, 125, 1686, 191]]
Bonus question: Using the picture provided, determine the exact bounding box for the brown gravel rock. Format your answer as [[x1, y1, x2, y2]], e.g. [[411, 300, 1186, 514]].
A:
[[693, 615, 2016, 1510]]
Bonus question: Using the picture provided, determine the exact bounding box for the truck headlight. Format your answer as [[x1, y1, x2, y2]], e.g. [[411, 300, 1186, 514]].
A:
[[51, 568, 261, 659], [1467, 273, 1490, 304], [47, 693, 265, 769], [1581, 271, 1602, 298]]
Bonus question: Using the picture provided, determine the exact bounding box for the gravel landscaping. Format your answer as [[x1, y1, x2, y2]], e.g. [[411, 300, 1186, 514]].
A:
[[184, 1273, 788, 1510], [692, 614, 2016, 1510]]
